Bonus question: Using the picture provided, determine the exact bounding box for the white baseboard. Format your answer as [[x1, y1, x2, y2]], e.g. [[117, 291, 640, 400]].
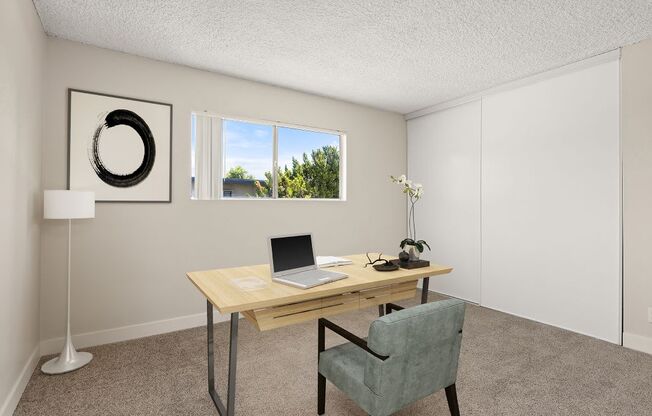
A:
[[623, 332, 652, 355], [0, 345, 39, 416], [478, 303, 622, 345], [422, 287, 480, 305], [40, 309, 234, 356]]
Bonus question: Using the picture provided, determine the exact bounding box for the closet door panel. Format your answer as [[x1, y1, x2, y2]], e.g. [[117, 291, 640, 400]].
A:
[[407, 100, 481, 303], [481, 60, 621, 343]]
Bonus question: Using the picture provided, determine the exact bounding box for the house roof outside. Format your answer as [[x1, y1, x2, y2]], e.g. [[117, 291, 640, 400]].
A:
[[223, 178, 267, 186]]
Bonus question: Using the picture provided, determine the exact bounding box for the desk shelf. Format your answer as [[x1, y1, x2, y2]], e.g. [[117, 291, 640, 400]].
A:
[[242, 281, 417, 331]]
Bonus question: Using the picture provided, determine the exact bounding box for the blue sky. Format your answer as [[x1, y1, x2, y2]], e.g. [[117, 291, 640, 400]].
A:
[[191, 117, 340, 179], [223, 120, 339, 179]]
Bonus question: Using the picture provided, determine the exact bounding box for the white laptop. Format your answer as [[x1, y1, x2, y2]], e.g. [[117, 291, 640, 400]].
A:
[[268, 233, 348, 289]]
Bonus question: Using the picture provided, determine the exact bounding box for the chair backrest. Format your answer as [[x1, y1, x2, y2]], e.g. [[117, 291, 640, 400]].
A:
[[364, 299, 465, 415]]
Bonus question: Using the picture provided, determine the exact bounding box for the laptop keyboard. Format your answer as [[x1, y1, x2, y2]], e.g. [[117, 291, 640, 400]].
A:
[[292, 268, 339, 281]]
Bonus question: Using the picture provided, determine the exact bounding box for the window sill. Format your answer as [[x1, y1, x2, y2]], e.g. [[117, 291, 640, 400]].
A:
[[191, 197, 347, 202]]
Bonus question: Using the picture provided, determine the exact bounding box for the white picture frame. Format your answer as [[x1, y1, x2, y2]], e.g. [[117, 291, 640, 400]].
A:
[[68, 89, 172, 202]]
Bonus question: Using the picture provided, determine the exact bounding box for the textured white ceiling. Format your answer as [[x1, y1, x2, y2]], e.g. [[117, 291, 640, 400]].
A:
[[33, 0, 652, 114]]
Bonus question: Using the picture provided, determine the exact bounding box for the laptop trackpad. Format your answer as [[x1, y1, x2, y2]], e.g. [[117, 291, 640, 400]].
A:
[[319, 277, 330, 281]]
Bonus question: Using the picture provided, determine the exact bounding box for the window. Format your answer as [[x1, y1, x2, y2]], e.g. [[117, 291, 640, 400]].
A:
[[191, 114, 345, 200], [276, 127, 341, 199], [222, 119, 273, 198]]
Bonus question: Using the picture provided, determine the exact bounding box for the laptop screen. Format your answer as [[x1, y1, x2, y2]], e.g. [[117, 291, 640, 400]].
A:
[[270, 234, 315, 273]]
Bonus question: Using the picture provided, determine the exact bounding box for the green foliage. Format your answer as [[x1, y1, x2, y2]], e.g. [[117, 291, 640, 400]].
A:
[[225, 166, 254, 180], [400, 238, 431, 253], [255, 145, 340, 199]]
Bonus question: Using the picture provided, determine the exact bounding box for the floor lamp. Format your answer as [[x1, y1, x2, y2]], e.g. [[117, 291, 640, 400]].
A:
[[42, 190, 95, 374]]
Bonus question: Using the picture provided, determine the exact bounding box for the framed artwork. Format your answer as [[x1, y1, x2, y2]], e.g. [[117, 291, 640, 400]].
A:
[[68, 89, 172, 202]]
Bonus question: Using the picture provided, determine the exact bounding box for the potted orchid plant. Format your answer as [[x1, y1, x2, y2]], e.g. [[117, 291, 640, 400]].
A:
[[391, 174, 430, 261]]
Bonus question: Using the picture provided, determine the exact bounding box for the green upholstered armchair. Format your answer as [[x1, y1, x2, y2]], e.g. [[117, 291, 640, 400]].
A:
[[317, 299, 466, 416]]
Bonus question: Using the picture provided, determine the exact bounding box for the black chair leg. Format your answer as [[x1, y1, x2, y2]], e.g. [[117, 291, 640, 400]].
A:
[[318, 320, 326, 415], [318, 373, 326, 415], [445, 383, 460, 416]]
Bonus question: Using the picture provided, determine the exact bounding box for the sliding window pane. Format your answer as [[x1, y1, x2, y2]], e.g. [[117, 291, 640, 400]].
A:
[[277, 127, 340, 199], [222, 120, 273, 198]]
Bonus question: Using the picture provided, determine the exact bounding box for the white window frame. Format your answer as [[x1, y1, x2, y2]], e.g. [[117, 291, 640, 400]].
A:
[[192, 112, 347, 201]]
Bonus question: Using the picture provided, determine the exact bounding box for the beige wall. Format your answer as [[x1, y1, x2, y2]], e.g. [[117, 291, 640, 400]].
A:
[[40, 39, 407, 343], [623, 39, 652, 351], [0, 0, 45, 413]]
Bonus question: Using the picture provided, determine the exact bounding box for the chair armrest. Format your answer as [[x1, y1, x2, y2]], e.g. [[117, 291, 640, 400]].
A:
[[318, 318, 388, 361], [385, 303, 404, 313]]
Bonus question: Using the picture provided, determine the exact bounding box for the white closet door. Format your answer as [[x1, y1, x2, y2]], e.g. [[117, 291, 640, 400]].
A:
[[407, 101, 481, 303], [481, 60, 621, 343]]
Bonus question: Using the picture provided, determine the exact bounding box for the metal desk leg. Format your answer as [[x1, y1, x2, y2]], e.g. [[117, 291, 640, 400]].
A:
[[207, 300, 239, 416], [382, 277, 429, 316], [421, 277, 430, 304]]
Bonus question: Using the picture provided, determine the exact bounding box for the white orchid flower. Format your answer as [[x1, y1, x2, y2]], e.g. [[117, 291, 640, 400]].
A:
[[390, 174, 424, 199], [390, 174, 428, 250]]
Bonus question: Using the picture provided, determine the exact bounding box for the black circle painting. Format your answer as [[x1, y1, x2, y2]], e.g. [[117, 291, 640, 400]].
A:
[[88, 109, 156, 187], [69, 90, 171, 202]]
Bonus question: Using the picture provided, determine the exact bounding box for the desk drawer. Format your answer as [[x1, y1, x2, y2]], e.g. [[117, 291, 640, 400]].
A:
[[359, 281, 417, 309], [243, 280, 418, 331]]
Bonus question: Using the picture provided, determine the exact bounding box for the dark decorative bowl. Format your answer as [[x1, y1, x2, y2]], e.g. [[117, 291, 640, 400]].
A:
[[373, 263, 399, 272]]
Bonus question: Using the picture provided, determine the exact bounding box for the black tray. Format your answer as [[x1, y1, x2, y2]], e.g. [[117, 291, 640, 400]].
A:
[[390, 259, 430, 269]]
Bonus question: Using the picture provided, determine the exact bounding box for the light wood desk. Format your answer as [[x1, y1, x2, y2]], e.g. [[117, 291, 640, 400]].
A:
[[187, 254, 452, 416]]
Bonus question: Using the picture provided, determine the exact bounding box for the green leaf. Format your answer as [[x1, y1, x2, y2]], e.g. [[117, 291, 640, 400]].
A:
[[417, 240, 431, 251], [400, 238, 414, 249], [255, 145, 339, 198], [225, 166, 254, 180]]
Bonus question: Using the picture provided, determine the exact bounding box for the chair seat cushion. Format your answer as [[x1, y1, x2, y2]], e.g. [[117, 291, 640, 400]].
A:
[[319, 342, 380, 415]]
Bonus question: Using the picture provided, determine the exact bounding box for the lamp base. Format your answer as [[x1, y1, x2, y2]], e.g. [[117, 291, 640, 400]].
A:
[[41, 351, 93, 375]]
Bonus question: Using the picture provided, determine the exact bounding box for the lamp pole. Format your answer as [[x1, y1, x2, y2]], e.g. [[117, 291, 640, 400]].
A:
[[41, 192, 94, 375]]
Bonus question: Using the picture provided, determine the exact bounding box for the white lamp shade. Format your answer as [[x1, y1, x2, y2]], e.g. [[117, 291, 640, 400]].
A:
[[44, 190, 95, 219]]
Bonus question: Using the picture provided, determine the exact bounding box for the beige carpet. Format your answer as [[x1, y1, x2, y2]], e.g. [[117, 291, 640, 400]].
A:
[[14, 292, 652, 415]]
